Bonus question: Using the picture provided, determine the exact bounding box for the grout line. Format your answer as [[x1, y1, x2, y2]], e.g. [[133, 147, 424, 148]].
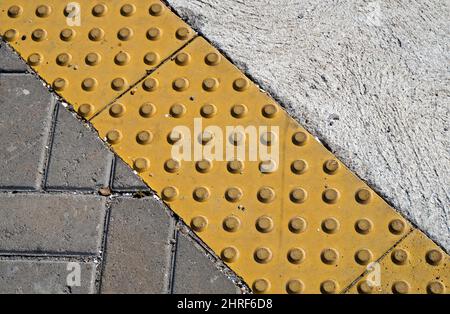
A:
[[0, 252, 98, 261], [340, 227, 416, 294], [167, 222, 179, 294], [39, 96, 60, 191], [95, 199, 113, 294]]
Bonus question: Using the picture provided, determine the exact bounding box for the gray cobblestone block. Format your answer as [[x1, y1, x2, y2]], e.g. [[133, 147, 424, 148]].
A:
[[112, 157, 149, 192], [0, 194, 105, 254], [101, 197, 174, 293], [0, 41, 27, 72], [46, 104, 113, 191], [172, 233, 238, 294], [0, 260, 95, 294], [0, 74, 54, 190]]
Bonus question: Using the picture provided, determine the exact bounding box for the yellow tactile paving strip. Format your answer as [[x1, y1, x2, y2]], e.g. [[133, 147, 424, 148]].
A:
[[1, 1, 448, 294], [0, 0, 194, 118], [346, 229, 449, 294]]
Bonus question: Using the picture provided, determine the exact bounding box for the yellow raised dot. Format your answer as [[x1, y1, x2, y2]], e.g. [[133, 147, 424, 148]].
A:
[[223, 216, 241, 232], [221, 247, 239, 263], [196, 159, 212, 173], [231, 104, 248, 118], [191, 216, 208, 232], [147, 27, 162, 40], [149, 3, 164, 16], [253, 279, 270, 294], [257, 187, 275, 203], [389, 219, 406, 235], [106, 130, 122, 145], [357, 281, 373, 294], [175, 52, 191, 66], [292, 131, 308, 146], [426, 249, 443, 266], [78, 104, 94, 118], [172, 78, 189, 91], [227, 160, 244, 174], [256, 216, 274, 233], [139, 103, 156, 117], [225, 187, 243, 203], [118, 27, 133, 41], [254, 247, 273, 264], [8, 5, 23, 18], [287, 248, 305, 264], [291, 160, 308, 174], [321, 248, 339, 265], [176, 27, 190, 40], [4, 29, 18, 42], [52, 78, 67, 91], [85, 52, 101, 66], [323, 159, 339, 174], [286, 279, 304, 294], [32, 29, 47, 42], [60, 29, 75, 41], [427, 281, 445, 294], [354, 249, 373, 265], [92, 4, 107, 17], [89, 28, 104, 41], [322, 188, 339, 204], [143, 78, 159, 92], [202, 78, 219, 91], [262, 104, 278, 118], [144, 52, 160, 66], [193, 187, 210, 202], [321, 280, 339, 294], [392, 281, 410, 294], [120, 4, 136, 16], [133, 158, 150, 173], [205, 52, 221, 66], [356, 188, 372, 204], [28, 53, 43, 66], [115, 52, 131, 66], [162, 186, 179, 202], [200, 104, 217, 118], [290, 188, 307, 204], [233, 78, 249, 91], [322, 218, 340, 234], [164, 159, 180, 173], [170, 104, 186, 118], [36, 5, 51, 18], [81, 78, 98, 91], [109, 103, 126, 117], [111, 78, 127, 91], [289, 217, 307, 234], [355, 218, 373, 234], [391, 249, 409, 265], [136, 131, 153, 145]]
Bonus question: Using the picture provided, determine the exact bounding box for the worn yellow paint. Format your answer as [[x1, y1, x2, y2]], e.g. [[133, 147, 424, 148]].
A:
[[0, 0, 194, 118], [347, 229, 449, 294], [90, 37, 418, 293]]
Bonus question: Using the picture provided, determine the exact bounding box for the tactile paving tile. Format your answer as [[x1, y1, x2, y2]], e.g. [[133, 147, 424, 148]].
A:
[[347, 229, 449, 294], [89, 36, 424, 294], [0, 0, 195, 118]]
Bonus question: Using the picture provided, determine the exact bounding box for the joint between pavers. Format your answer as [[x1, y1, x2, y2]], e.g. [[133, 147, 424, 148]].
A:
[[95, 199, 113, 294]]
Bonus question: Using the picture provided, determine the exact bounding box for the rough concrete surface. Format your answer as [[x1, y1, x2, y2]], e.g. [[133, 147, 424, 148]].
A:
[[168, 0, 450, 251]]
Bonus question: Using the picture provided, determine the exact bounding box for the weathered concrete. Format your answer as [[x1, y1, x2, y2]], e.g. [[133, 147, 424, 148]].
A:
[[0, 74, 54, 190], [46, 103, 113, 191], [0, 260, 95, 294], [101, 197, 173, 293], [168, 0, 450, 251], [112, 157, 148, 192], [0, 41, 27, 72], [0, 194, 105, 254], [172, 233, 239, 294]]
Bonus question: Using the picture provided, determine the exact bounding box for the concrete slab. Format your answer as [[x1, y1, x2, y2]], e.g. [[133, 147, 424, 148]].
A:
[[101, 197, 174, 293], [0, 41, 27, 72], [112, 157, 148, 192], [172, 233, 239, 294], [0, 194, 105, 254], [0, 260, 95, 294], [46, 104, 113, 191], [168, 0, 450, 251], [0, 74, 54, 190]]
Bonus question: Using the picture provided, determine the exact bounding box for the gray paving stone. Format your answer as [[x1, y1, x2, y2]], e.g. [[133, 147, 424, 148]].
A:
[[0, 260, 95, 294], [0, 41, 27, 72], [112, 157, 149, 192], [0, 74, 54, 190], [46, 104, 113, 191], [172, 233, 238, 294], [0, 193, 105, 254], [101, 197, 174, 293]]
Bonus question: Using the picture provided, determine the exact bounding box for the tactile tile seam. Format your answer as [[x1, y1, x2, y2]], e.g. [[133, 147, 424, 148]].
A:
[[0, 0, 195, 118], [346, 229, 449, 294], [89, 36, 424, 294]]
